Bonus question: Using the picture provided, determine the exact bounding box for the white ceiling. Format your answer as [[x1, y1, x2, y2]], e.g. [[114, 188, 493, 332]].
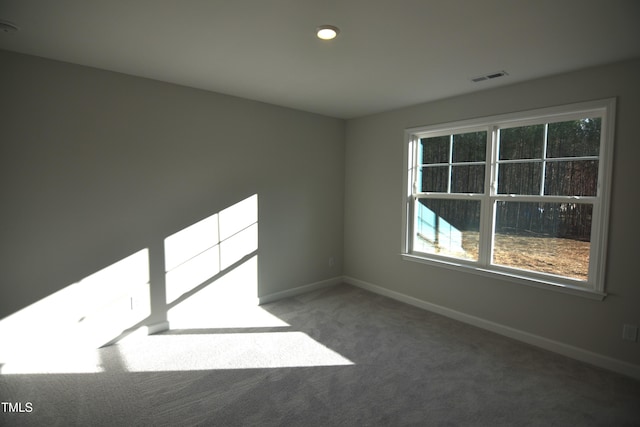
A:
[[1, 0, 639, 119]]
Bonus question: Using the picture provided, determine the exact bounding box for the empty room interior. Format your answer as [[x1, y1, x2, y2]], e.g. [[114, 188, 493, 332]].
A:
[[1, 1, 639, 425]]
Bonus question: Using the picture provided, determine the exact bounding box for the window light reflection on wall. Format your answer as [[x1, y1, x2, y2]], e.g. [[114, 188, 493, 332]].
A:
[[164, 194, 258, 305]]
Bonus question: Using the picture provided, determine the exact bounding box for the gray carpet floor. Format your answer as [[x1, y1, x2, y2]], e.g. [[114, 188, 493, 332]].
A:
[[1, 283, 639, 426]]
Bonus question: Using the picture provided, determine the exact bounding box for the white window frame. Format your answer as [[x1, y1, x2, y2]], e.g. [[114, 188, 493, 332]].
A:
[[401, 99, 616, 300]]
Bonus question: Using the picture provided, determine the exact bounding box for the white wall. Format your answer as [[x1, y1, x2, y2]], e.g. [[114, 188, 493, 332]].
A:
[[344, 58, 640, 368], [0, 50, 345, 322]]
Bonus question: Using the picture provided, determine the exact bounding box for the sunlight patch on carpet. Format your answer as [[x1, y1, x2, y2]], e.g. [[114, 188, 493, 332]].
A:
[[115, 332, 354, 371]]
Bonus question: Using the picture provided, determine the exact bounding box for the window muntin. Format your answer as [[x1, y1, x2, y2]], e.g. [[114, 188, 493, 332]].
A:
[[418, 131, 487, 194], [496, 118, 601, 197], [403, 100, 614, 296]]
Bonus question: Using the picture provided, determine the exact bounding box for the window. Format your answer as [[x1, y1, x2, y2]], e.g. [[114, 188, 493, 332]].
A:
[[401, 99, 615, 299]]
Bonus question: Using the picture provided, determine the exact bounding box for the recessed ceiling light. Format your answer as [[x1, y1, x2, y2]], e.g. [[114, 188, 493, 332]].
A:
[[0, 20, 19, 33], [316, 25, 339, 40]]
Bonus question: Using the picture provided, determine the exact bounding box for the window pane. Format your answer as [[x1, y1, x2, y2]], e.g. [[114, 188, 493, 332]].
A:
[[499, 125, 544, 160], [547, 118, 600, 158], [497, 162, 542, 195], [452, 131, 487, 162], [420, 166, 448, 192], [414, 199, 480, 261], [493, 202, 592, 281], [544, 160, 598, 196], [420, 136, 449, 164], [451, 165, 485, 193]]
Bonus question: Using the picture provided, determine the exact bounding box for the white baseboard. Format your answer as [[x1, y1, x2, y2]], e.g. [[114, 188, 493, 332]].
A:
[[143, 278, 340, 336], [258, 276, 343, 305], [147, 321, 170, 335], [343, 275, 640, 381]]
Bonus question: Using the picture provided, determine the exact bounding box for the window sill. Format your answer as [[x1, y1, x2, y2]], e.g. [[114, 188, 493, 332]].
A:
[[401, 253, 606, 301]]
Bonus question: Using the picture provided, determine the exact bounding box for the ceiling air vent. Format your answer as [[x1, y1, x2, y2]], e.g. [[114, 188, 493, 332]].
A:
[[471, 71, 508, 83]]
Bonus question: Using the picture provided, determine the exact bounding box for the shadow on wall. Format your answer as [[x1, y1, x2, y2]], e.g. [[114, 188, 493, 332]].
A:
[[0, 194, 263, 370]]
